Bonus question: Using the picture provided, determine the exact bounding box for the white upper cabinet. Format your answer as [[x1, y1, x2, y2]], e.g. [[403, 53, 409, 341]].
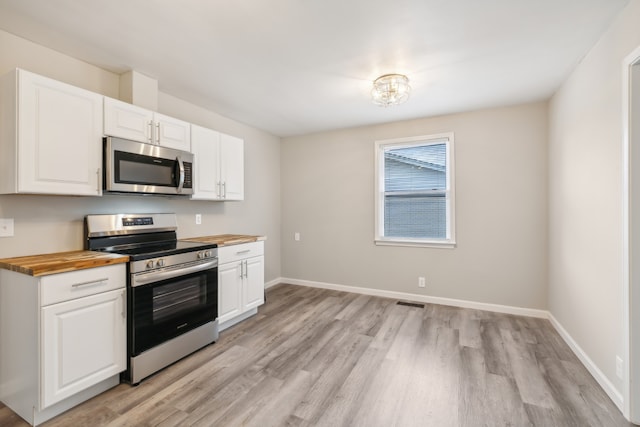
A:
[[103, 97, 153, 143], [220, 133, 244, 201], [104, 97, 191, 151], [191, 124, 221, 200], [191, 124, 244, 201], [154, 112, 191, 151], [0, 69, 103, 196]]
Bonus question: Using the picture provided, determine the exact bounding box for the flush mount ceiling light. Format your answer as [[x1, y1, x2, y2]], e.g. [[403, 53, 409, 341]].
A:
[[371, 73, 411, 107]]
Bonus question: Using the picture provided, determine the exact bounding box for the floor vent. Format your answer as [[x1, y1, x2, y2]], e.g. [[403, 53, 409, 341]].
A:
[[396, 301, 425, 308]]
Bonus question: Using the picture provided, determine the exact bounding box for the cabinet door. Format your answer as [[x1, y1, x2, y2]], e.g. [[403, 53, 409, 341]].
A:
[[154, 113, 191, 151], [243, 256, 265, 311], [41, 288, 126, 408], [103, 97, 153, 143], [219, 133, 244, 200], [18, 70, 103, 196], [191, 125, 221, 200], [218, 262, 243, 324]]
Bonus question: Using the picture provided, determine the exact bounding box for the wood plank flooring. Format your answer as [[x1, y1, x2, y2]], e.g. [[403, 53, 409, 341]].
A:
[[0, 283, 632, 426]]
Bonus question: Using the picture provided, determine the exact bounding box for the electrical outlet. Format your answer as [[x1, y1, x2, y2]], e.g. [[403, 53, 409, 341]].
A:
[[418, 277, 426, 288], [0, 218, 14, 237], [195, 214, 202, 225], [294, 232, 300, 241], [616, 356, 623, 379]]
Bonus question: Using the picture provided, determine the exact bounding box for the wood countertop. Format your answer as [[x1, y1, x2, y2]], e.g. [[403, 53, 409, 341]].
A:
[[181, 234, 266, 246], [0, 250, 129, 277], [0, 234, 262, 277]]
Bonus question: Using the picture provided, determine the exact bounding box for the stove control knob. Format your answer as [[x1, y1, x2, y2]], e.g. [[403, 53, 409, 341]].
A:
[[205, 250, 213, 258], [146, 260, 155, 269], [197, 252, 204, 259], [156, 259, 165, 268]]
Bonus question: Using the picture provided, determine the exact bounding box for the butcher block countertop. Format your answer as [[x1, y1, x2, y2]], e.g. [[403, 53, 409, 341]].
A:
[[0, 251, 129, 277], [181, 234, 266, 246]]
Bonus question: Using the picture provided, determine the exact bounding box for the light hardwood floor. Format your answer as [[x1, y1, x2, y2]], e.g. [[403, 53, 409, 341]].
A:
[[0, 283, 632, 426]]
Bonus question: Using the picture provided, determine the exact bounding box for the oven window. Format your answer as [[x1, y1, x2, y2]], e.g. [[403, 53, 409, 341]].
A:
[[152, 278, 206, 322], [131, 267, 217, 356]]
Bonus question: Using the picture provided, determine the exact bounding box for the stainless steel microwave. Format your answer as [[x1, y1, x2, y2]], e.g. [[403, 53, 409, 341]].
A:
[[104, 137, 194, 196]]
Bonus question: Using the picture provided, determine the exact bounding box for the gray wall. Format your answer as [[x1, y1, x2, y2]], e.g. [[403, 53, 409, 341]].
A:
[[549, 0, 640, 400], [281, 101, 548, 309], [0, 29, 282, 283]]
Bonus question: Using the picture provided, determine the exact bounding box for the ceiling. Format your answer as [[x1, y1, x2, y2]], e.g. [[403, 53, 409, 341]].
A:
[[0, 0, 629, 137]]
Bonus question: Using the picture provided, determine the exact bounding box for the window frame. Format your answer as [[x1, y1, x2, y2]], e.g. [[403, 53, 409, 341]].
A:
[[374, 132, 456, 248]]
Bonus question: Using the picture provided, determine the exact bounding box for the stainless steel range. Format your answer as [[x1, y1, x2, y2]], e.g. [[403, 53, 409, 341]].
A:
[[85, 213, 218, 385]]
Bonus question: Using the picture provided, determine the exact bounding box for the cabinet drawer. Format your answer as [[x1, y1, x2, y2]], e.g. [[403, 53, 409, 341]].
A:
[[218, 241, 264, 264], [40, 264, 126, 306]]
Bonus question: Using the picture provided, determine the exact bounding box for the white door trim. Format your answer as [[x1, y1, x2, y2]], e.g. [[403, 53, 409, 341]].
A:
[[622, 43, 640, 423]]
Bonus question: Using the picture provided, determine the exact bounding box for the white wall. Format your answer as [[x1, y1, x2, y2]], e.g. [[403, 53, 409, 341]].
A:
[[548, 0, 640, 402], [281, 102, 548, 310], [0, 29, 282, 283]]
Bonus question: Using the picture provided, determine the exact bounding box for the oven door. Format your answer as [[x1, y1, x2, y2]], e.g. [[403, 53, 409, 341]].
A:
[[105, 136, 193, 195], [130, 263, 217, 356]]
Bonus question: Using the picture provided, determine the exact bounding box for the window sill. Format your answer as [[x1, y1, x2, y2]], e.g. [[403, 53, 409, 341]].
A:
[[374, 238, 456, 249]]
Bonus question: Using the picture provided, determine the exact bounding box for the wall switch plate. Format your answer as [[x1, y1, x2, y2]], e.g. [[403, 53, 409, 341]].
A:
[[418, 277, 426, 288], [195, 214, 202, 225], [294, 232, 300, 241], [616, 356, 623, 379], [0, 218, 14, 237]]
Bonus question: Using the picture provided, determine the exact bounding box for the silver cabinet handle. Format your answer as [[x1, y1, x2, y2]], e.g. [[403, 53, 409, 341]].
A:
[[236, 249, 251, 255], [244, 260, 248, 278], [222, 182, 226, 198], [155, 122, 160, 144], [121, 290, 126, 318], [147, 120, 153, 142], [71, 278, 108, 288], [96, 167, 101, 194]]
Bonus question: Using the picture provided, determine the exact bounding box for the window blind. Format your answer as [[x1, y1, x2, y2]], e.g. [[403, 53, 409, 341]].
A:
[[383, 142, 447, 239]]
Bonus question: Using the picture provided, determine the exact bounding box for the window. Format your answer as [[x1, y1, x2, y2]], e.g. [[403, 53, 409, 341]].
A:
[[375, 133, 455, 248]]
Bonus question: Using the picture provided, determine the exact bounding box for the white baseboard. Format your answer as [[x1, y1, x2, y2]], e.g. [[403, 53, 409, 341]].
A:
[[547, 313, 624, 412], [277, 277, 548, 318], [267, 277, 624, 414], [265, 277, 281, 289]]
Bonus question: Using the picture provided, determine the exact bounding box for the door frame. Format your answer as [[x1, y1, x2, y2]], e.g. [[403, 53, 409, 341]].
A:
[[622, 44, 640, 423]]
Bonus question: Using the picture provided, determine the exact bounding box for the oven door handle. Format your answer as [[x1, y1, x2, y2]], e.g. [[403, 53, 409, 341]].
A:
[[132, 259, 217, 287], [176, 155, 185, 194]]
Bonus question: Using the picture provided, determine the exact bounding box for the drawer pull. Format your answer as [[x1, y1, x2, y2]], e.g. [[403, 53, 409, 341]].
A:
[[236, 249, 251, 255], [71, 278, 108, 289]]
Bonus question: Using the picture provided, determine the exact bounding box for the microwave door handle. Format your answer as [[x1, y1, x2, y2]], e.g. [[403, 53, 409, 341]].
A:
[[176, 156, 185, 193]]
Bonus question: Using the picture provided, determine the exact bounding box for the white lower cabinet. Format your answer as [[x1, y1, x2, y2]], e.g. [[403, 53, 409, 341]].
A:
[[218, 241, 265, 329], [218, 261, 243, 322], [244, 256, 265, 311], [41, 288, 126, 408], [0, 264, 126, 426]]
